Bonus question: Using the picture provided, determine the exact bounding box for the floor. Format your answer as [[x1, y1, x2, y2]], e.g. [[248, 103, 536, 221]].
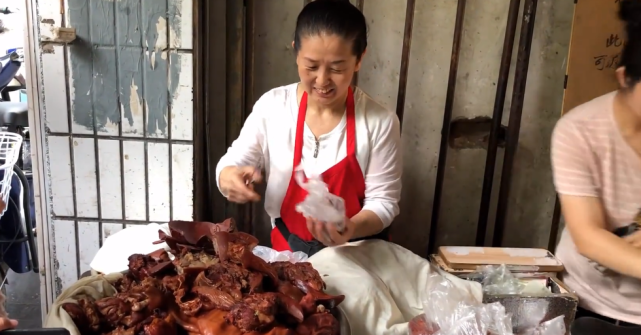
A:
[[5, 269, 42, 329]]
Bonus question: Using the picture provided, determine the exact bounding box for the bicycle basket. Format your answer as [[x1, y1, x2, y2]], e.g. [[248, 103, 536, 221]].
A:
[[0, 132, 23, 217]]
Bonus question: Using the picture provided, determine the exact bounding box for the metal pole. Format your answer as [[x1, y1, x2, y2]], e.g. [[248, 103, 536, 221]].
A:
[[475, 0, 522, 246], [395, 0, 416, 127], [493, 0, 539, 247], [428, 0, 467, 255]]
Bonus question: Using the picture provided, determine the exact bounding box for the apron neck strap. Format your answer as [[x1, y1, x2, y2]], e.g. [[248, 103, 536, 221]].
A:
[[293, 87, 356, 167]]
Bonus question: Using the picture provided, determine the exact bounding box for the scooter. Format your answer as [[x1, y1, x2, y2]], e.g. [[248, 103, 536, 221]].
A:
[[0, 49, 37, 278]]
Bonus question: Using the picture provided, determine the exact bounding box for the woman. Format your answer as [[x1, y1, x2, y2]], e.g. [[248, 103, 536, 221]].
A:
[[551, 0, 641, 328], [216, 0, 402, 256]]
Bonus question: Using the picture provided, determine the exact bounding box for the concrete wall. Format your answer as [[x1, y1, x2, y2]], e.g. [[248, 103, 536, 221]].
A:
[[31, 0, 194, 307], [250, 0, 573, 255]]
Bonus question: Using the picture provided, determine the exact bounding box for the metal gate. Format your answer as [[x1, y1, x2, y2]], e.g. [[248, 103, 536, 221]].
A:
[[25, 0, 195, 316]]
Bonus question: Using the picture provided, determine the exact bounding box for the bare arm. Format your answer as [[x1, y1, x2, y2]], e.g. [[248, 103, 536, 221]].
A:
[[560, 194, 641, 279], [350, 210, 384, 239]]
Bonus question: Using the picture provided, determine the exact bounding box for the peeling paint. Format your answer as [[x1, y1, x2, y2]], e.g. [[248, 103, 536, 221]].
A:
[[69, 45, 95, 132], [117, 0, 142, 46], [169, 52, 181, 99], [93, 48, 121, 133], [90, 0, 116, 45], [67, 0, 94, 132], [168, 0, 182, 48], [119, 47, 144, 134], [129, 79, 142, 118], [41, 44, 55, 54], [155, 17, 168, 51], [65, 0, 184, 135]]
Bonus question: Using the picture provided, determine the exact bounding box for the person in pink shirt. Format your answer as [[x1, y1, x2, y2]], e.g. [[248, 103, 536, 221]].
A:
[[551, 0, 641, 328]]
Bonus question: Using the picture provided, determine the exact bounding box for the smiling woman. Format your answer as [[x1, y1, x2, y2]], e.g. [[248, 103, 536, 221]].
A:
[[215, 0, 402, 257]]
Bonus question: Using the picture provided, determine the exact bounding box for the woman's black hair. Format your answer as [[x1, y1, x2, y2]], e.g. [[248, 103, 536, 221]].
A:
[[619, 0, 641, 85], [294, 0, 368, 60]]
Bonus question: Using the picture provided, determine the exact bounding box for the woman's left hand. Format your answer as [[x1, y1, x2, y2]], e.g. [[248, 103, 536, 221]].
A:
[[306, 217, 354, 246], [624, 230, 641, 248]]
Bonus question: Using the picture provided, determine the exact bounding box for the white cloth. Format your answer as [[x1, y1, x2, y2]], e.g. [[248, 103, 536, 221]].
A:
[[309, 240, 483, 335], [90, 223, 171, 274], [215, 83, 403, 229], [76, 232, 479, 335], [44, 273, 124, 335]]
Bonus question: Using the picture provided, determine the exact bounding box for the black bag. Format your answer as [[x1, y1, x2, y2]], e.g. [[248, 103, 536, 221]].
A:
[[275, 218, 326, 257], [274, 218, 391, 257]]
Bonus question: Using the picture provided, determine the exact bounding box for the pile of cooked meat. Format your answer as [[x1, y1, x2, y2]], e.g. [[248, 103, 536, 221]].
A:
[[61, 219, 345, 335]]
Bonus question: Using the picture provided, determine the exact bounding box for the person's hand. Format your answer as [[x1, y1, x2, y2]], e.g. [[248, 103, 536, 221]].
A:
[[306, 217, 355, 246], [623, 230, 641, 248], [219, 166, 262, 203], [0, 317, 18, 330]]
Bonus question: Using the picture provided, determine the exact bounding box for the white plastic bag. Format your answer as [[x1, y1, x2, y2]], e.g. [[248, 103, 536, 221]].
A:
[[418, 271, 513, 335], [521, 316, 565, 335], [477, 264, 526, 295], [252, 245, 309, 263], [293, 164, 346, 230], [473, 265, 552, 296]]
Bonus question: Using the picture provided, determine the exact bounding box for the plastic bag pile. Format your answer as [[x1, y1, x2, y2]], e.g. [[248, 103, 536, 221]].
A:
[[473, 264, 553, 296], [409, 269, 566, 335]]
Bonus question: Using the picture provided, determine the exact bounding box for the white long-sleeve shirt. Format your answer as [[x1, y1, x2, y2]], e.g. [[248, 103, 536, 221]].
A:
[[216, 83, 402, 229]]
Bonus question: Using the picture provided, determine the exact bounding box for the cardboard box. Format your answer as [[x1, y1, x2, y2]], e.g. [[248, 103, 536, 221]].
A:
[[432, 247, 578, 334]]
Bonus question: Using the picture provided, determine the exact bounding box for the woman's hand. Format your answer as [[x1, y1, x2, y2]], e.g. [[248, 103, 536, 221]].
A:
[[624, 230, 641, 248], [306, 217, 355, 246], [219, 166, 262, 203], [0, 317, 18, 330]]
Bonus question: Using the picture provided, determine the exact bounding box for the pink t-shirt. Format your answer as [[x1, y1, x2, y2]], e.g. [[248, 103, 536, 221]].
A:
[[551, 91, 641, 324]]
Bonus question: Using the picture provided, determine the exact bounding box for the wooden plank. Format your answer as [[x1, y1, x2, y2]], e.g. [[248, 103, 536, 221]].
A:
[[77, 222, 100, 274], [192, 0, 210, 221], [48, 136, 74, 216], [123, 141, 147, 220], [562, 0, 624, 115], [169, 0, 194, 49], [72, 138, 99, 218], [172, 144, 194, 220], [52, 220, 77, 296], [438, 246, 564, 272], [98, 140, 123, 220], [170, 52, 194, 140], [42, 46, 69, 133], [206, 0, 228, 222], [148, 142, 171, 222]]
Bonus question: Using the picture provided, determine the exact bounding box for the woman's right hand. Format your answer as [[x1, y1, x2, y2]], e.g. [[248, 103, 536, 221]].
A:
[[219, 166, 263, 203], [0, 317, 18, 330]]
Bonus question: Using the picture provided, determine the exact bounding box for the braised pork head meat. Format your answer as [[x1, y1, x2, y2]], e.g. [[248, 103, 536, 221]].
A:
[[61, 219, 345, 335]]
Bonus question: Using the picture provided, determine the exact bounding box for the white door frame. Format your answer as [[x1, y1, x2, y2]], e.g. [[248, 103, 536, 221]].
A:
[[23, 0, 56, 321]]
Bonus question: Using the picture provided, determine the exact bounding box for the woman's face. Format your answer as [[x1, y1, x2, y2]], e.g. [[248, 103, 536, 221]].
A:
[[294, 34, 364, 107]]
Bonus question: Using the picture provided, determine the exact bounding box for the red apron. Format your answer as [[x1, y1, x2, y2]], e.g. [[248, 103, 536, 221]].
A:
[[271, 87, 366, 251]]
